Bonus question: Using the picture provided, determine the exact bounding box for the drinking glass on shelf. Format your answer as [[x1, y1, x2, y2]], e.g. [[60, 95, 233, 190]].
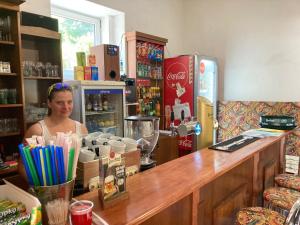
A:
[[0, 119, 4, 133], [0, 89, 8, 104], [23, 61, 34, 77], [53, 65, 59, 77], [8, 89, 16, 104], [4, 118, 12, 133], [45, 62, 52, 77], [11, 118, 18, 132], [29, 61, 36, 76], [22, 61, 28, 77], [35, 61, 44, 77]]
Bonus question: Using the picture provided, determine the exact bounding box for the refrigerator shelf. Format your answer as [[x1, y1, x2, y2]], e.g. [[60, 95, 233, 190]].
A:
[[100, 125, 117, 129], [85, 111, 116, 116]]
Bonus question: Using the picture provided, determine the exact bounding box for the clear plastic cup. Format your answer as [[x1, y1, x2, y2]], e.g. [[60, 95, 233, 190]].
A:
[[69, 200, 94, 225]]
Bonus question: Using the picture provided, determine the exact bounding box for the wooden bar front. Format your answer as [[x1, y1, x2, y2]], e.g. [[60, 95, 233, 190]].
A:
[[77, 133, 288, 225]]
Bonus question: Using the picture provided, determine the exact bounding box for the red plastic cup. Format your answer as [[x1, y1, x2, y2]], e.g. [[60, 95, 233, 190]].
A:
[[69, 200, 94, 225]]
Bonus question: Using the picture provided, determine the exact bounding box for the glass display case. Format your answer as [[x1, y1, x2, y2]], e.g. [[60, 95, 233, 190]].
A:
[[66, 80, 125, 136]]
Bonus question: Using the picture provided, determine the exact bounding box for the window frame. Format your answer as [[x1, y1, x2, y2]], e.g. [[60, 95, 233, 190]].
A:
[[51, 6, 102, 80], [51, 6, 101, 45]]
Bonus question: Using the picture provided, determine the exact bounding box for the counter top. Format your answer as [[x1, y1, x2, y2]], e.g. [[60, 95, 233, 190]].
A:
[[77, 133, 289, 225]]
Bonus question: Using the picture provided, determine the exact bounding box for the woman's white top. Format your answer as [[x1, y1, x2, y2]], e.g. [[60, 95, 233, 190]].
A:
[[38, 120, 82, 144]]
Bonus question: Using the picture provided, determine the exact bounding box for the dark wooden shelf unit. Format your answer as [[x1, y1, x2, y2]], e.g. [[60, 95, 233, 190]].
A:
[[0, 1, 25, 160], [20, 21, 62, 130]]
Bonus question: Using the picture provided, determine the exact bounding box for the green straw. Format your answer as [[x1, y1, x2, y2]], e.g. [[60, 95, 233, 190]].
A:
[[45, 147, 53, 185], [67, 148, 75, 181], [24, 146, 40, 186]]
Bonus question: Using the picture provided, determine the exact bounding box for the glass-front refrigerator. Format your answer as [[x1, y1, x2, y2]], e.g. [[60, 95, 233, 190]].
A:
[[66, 80, 126, 136]]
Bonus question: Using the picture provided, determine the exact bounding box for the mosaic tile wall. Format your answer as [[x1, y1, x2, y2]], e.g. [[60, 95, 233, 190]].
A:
[[217, 101, 300, 155]]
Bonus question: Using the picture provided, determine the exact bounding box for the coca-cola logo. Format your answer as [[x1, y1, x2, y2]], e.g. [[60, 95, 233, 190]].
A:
[[165, 62, 188, 89], [167, 71, 186, 80]]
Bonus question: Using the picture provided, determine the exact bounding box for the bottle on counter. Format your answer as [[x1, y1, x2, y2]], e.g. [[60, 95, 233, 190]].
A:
[[155, 101, 160, 116]]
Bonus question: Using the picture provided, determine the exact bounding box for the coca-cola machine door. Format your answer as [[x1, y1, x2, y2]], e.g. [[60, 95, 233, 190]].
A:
[[164, 55, 195, 155]]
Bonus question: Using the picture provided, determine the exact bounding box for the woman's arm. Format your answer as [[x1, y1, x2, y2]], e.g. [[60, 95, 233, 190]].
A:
[[24, 123, 43, 139]]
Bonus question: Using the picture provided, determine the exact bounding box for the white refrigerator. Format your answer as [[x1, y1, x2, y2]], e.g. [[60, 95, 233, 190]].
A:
[[66, 80, 126, 136]]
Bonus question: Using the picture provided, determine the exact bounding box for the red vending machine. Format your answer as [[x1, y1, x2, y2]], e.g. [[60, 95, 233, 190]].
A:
[[164, 55, 218, 155]]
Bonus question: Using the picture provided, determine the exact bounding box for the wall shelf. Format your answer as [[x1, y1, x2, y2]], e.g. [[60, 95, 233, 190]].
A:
[[24, 76, 61, 80], [85, 111, 116, 116], [0, 132, 21, 138], [126, 31, 167, 128], [21, 25, 60, 40], [0, 72, 17, 76], [0, 40, 15, 46], [0, 104, 23, 108]]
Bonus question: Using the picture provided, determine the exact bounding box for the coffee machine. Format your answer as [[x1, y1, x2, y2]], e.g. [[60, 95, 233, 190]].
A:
[[124, 116, 160, 171]]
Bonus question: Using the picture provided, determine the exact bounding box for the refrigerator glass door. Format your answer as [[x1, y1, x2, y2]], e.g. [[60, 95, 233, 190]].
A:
[[198, 59, 217, 104], [83, 88, 124, 136], [195, 58, 218, 149]]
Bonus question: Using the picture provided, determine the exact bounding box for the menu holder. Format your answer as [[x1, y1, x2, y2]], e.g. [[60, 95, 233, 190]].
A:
[[98, 152, 128, 209]]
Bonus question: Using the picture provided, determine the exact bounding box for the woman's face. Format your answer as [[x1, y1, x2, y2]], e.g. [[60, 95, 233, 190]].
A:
[[48, 90, 73, 118]]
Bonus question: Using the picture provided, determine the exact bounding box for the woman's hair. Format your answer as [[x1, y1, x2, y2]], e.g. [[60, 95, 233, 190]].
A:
[[47, 82, 73, 115]]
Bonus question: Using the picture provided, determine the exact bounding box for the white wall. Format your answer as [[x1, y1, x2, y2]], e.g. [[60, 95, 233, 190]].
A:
[[22, 0, 184, 57], [88, 0, 184, 57], [182, 0, 300, 101], [21, 0, 51, 16], [21, 0, 300, 102]]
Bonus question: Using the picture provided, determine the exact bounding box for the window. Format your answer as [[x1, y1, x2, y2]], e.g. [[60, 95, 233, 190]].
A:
[[51, 7, 100, 80]]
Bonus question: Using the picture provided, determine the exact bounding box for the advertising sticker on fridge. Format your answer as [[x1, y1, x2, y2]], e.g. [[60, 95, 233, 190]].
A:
[[164, 55, 194, 153]]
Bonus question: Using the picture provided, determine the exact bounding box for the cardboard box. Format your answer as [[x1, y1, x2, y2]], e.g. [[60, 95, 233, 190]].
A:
[[91, 66, 98, 80], [84, 66, 92, 80], [2, 180, 41, 213], [74, 66, 84, 80], [77, 149, 140, 189]]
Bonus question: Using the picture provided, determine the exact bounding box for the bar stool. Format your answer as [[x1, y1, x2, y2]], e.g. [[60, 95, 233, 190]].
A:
[[263, 187, 300, 216], [236, 198, 300, 225], [275, 173, 300, 191], [275, 155, 300, 191]]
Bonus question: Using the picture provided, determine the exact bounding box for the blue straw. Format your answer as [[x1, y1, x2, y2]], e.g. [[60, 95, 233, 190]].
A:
[[55, 146, 62, 184], [35, 147, 44, 186], [58, 146, 66, 184], [31, 147, 42, 185], [50, 145, 58, 185], [18, 144, 33, 186]]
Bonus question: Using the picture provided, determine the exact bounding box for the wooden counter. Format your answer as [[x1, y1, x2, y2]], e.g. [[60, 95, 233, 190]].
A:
[[76, 133, 288, 225]]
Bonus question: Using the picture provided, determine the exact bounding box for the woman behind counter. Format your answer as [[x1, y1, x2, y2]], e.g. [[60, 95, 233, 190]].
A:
[[25, 82, 88, 141]]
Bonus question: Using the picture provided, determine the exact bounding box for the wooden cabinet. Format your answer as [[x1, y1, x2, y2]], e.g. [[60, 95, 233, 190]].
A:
[[152, 135, 178, 166], [125, 31, 167, 128], [0, 1, 25, 160], [20, 22, 62, 129]]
